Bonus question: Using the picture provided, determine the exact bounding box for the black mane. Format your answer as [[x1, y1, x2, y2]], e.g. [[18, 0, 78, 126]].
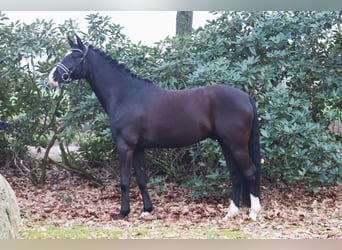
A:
[[89, 45, 152, 84]]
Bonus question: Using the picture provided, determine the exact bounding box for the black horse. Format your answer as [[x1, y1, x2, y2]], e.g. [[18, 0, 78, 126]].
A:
[[48, 36, 261, 220]]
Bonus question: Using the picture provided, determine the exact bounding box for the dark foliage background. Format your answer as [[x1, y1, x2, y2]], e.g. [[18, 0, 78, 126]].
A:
[[0, 11, 341, 193]]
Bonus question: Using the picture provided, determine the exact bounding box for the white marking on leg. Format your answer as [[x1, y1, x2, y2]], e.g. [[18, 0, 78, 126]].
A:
[[140, 211, 151, 217], [223, 200, 239, 220], [48, 67, 59, 87], [249, 194, 261, 220]]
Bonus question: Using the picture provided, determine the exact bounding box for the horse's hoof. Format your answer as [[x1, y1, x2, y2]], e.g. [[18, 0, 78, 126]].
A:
[[249, 194, 261, 221], [113, 213, 128, 220], [223, 200, 239, 221], [249, 211, 258, 221], [140, 211, 151, 217], [139, 211, 154, 221]]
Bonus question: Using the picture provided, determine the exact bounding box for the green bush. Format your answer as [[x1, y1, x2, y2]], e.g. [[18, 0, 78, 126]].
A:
[[0, 11, 341, 192], [151, 11, 341, 191], [259, 86, 341, 190]]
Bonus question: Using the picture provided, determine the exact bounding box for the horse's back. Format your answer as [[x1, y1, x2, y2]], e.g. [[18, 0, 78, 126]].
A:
[[149, 83, 253, 129]]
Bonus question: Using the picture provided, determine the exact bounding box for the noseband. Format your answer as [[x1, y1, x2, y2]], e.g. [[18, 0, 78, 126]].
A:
[[56, 46, 89, 83]]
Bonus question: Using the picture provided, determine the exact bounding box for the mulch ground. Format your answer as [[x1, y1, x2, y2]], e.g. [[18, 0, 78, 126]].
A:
[[2, 166, 341, 239]]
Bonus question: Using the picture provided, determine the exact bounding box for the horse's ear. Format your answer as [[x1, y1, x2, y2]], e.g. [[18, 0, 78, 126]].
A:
[[76, 35, 86, 51], [67, 36, 76, 48]]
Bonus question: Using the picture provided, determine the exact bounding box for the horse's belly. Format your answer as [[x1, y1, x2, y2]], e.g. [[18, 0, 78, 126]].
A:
[[139, 122, 212, 148], [140, 135, 204, 148]]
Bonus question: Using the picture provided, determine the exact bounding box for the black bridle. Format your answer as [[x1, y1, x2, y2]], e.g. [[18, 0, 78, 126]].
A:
[[38, 46, 89, 138], [56, 46, 89, 83]]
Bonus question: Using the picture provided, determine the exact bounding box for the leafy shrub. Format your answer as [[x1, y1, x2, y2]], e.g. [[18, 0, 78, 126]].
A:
[[0, 11, 341, 192], [259, 86, 341, 190], [182, 168, 231, 199], [151, 11, 341, 191]]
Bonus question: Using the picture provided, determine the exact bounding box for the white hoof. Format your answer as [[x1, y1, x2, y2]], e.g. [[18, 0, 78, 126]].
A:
[[140, 211, 151, 217], [249, 210, 258, 221], [249, 194, 261, 221], [223, 201, 239, 221]]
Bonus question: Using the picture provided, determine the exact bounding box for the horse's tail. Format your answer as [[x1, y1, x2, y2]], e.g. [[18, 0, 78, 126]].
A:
[[241, 96, 261, 207]]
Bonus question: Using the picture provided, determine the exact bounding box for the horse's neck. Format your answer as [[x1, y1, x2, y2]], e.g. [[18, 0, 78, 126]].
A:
[[85, 52, 140, 113]]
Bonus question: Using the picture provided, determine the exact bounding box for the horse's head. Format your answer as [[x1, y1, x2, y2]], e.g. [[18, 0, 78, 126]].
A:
[[48, 35, 89, 87]]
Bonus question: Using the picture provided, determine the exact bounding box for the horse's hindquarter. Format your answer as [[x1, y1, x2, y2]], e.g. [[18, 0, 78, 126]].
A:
[[210, 84, 253, 122], [209, 84, 254, 143]]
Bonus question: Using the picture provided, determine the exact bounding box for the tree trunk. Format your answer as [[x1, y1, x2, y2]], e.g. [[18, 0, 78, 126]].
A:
[[176, 11, 193, 36]]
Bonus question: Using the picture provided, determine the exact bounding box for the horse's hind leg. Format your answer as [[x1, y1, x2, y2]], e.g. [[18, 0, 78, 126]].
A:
[[133, 148, 153, 216], [224, 163, 243, 220], [221, 141, 261, 220], [230, 145, 261, 220], [220, 143, 241, 220]]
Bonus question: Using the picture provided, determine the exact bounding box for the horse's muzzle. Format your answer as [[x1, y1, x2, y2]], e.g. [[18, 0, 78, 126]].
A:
[[48, 67, 59, 87]]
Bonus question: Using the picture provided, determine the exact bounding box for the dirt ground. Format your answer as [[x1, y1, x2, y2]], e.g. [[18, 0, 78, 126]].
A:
[[2, 165, 341, 239]]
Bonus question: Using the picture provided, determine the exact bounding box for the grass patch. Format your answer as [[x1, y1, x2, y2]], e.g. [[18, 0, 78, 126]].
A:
[[219, 229, 250, 239], [19, 218, 251, 239], [120, 221, 251, 239], [20, 223, 121, 239]]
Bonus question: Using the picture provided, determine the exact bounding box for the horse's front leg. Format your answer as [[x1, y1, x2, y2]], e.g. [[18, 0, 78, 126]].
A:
[[133, 148, 153, 216], [115, 141, 134, 219]]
